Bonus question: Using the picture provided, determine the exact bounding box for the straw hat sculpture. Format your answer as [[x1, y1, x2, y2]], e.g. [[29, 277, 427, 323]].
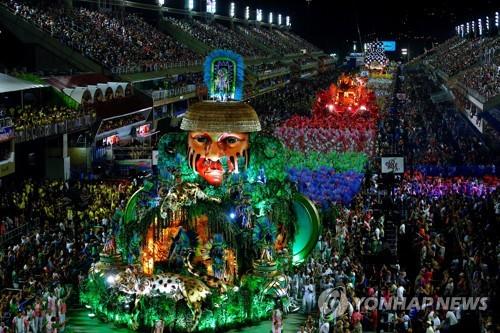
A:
[[180, 101, 261, 133]]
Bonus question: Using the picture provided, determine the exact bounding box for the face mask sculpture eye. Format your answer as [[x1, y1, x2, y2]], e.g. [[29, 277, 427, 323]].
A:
[[181, 101, 261, 187]]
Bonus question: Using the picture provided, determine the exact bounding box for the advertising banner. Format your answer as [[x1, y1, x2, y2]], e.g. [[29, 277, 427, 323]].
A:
[[0, 126, 14, 143]]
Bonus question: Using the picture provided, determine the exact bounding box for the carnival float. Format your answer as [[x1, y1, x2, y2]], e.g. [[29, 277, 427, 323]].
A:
[[80, 48, 390, 331], [364, 41, 390, 72], [80, 51, 321, 332]]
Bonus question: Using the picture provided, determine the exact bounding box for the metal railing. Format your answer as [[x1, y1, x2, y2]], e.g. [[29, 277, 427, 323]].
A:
[[300, 61, 318, 69], [14, 114, 96, 143], [255, 68, 289, 80], [112, 146, 153, 160], [0, 223, 30, 246], [466, 86, 488, 104], [151, 85, 196, 101]]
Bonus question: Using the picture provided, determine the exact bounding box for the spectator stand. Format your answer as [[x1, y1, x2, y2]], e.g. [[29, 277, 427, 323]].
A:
[[163, 16, 269, 58], [132, 72, 203, 108], [0, 2, 106, 74], [0, 116, 15, 177], [0, 73, 97, 146], [93, 107, 156, 176], [1, 1, 202, 76]]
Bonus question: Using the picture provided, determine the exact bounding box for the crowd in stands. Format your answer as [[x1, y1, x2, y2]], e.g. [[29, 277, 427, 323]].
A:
[[248, 62, 288, 76], [460, 53, 500, 100], [2, 0, 324, 74], [277, 30, 322, 53], [2, 1, 200, 72], [426, 35, 500, 77], [143, 72, 203, 100], [236, 25, 306, 55], [165, 17, 267, 57], [98, 113, 145, 134], [0, 179, 138, 332], [254, 75, 290, 92], [378, 70, 496, 167], [1, 104, 93, 132], [293, 55, 318, 67], [161, 72, 203, 91], [113, 146, 153, 160]]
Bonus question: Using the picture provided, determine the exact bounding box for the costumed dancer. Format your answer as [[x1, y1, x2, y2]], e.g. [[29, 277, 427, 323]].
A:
[[272, 304, 283, 333], [291, 270, 301, 300], [26, 305, 35, 333], [34, 298, 44, 333], [154, 319, 164, 333], [57, 298, 66, 332], [302, 278, 315, 314]]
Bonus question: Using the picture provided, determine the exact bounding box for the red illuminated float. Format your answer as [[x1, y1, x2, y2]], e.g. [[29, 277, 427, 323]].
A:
[[315, 74, 375, 115], [275, 74, 380, 154]]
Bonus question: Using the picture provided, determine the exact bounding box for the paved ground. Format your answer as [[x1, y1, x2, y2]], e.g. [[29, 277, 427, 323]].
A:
[[226, 313, 305, 333], [67, 308, 132, 333], [66, 307, 306, 333]]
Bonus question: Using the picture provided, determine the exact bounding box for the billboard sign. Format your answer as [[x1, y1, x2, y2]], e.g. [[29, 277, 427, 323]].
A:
[[0, 126, 14, 143], [382, 41, 396, 52]]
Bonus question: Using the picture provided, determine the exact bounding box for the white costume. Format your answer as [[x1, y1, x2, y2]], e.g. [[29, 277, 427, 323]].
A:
[[302, 283, 315, 313], [272, 309, 283, 333]]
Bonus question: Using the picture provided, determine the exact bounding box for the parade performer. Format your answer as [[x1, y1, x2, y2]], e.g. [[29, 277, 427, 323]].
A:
[[272, 304, 283, 333]]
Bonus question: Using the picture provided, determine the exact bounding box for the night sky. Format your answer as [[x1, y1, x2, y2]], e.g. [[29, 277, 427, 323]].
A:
[[218, 0, 499, 56]]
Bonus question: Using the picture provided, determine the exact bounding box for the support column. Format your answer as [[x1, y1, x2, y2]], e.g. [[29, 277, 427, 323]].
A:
[[62, 133, 70, 180], [44, 134, 70, 180]]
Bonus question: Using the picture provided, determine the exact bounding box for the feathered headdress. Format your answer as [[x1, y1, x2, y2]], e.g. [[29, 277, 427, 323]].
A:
[[203, 49, 245, 101]]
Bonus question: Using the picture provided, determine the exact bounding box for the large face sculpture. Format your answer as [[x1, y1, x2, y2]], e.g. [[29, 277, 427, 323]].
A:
[[187, 131, 249, 186]]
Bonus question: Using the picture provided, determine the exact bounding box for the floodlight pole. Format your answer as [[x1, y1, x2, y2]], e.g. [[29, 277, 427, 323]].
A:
[[356, 14, 363, 53]]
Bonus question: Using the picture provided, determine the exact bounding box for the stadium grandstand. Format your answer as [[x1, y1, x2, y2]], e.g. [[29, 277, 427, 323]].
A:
[[0, 1, 498, 333]]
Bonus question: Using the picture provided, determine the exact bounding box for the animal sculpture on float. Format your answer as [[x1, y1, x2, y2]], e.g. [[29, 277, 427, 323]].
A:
[[114, 267, 211, 332]]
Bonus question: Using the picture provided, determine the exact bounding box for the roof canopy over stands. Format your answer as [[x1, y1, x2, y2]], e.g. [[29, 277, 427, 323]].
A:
[[0, 73, 48, 94], [62, 87, 92, 104], [44, 74, 132, 105]]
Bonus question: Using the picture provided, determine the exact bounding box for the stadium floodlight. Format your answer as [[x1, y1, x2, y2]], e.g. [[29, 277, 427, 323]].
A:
[[286, 15, 290, 27], [486, 16, 489, 30], [257, 9, 262, 22], [230, 2, 235, 18], [207, 0, 216, 14], [496, 12, 499, 27], [269, 12, 273, 24], [245, 6, 250, 20], [472, 20, 475, 33], [158, 0, 164, 6], [461, 24, 464, 37], [278, 14, 282, 25], [187, 0, 194, 11], [479, 18, 483, 35]]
